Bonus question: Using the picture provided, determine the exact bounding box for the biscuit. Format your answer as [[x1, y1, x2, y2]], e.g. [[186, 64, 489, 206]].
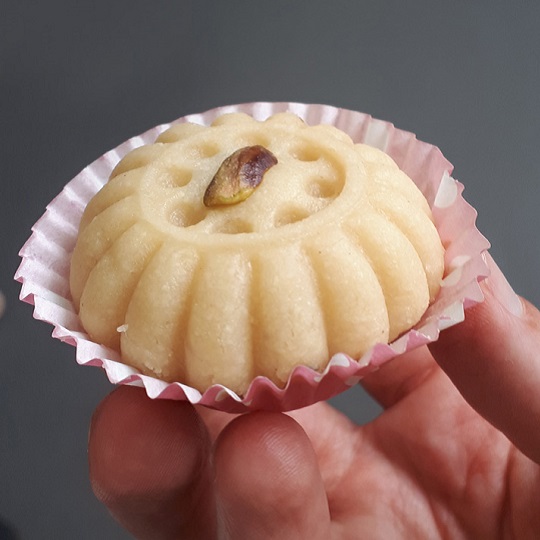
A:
[[70, 112, 444, 394]]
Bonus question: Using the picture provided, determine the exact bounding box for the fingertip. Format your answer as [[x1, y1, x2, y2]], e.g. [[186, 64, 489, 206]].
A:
[[430, 252, 528, 370], [215, 412, 315, 493], [214, 412, 330, 539], [89, 387, 207, 501], [89, 386, 216, 538]]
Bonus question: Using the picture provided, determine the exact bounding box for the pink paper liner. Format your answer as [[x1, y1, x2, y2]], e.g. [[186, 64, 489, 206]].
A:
[[15, 102, 490, 413]]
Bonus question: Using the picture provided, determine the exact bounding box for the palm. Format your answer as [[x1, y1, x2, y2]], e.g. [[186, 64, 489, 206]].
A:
[[286, 349, 540, 539], [90, 348, 540, 539]]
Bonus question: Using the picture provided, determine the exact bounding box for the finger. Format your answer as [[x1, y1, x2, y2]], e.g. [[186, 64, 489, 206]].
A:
[[429, 253, 540, 463], [89, 387, 217, 540], [214, 412, 331, 540], [288, 401, 368, 517], [360, 346, 438, 408]]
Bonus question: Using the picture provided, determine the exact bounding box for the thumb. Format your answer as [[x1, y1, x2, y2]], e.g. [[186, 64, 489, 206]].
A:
[[429, 253, 540, 463]]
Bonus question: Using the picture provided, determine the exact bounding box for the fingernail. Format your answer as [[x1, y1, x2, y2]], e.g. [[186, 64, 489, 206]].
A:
[[484, 253, 524, 318]]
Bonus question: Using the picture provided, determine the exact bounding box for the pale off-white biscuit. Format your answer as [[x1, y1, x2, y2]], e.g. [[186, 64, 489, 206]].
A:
[[70, 112, 445, 395]]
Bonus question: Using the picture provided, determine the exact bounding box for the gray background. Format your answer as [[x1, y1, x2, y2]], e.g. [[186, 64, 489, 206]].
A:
[[2, 1, 539, 538]]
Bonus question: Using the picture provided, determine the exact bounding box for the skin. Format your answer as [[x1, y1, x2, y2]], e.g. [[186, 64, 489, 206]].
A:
[[88, 254, 540, 539]]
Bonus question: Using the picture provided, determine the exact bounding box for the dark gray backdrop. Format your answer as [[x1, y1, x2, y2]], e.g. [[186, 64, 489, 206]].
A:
[[2, 1, 539, 538]]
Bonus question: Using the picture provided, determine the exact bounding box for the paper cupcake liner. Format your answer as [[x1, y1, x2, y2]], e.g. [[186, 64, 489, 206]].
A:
[[15, 102, 490, 413]]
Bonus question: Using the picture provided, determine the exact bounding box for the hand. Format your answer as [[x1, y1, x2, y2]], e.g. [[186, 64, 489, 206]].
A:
[[88, 254, 540, 539]]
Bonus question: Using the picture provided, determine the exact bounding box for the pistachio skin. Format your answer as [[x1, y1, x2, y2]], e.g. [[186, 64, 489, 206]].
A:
[[203, 145, 278, 207]]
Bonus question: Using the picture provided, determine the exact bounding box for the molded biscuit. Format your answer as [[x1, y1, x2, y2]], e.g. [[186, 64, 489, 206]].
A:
[[70, 112, 444, 395]]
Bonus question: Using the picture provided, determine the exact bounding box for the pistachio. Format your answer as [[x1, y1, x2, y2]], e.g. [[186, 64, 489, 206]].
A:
[[203, 145, 277, 207]]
